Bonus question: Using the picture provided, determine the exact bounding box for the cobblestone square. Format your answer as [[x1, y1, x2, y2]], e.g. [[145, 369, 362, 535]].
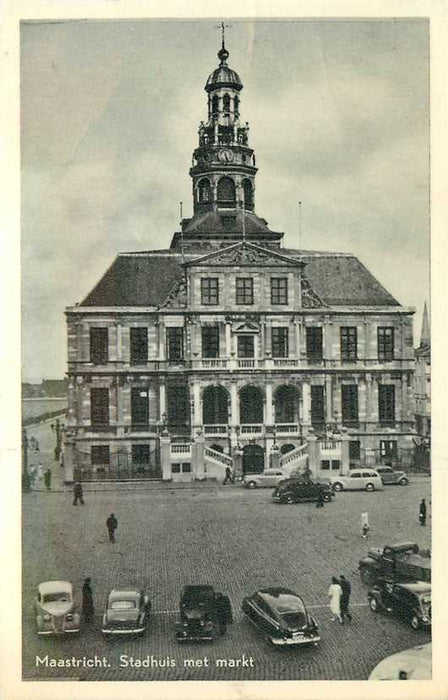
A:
[[22, 427, 431, 682]]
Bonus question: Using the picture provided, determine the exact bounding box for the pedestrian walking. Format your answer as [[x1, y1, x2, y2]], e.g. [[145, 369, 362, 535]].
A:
[[316, 490, 325, 508], [82, 577, 94, 623], [419, 499, 427, 526], [339, 575, 352, 622], [73, 481, 85, 505], [44, 467, 52, 490], [328, 577, 343, 623], [29, 465, 36, 488], [223, 466, 233, 485], [106, 513, 118, 542], [37, 463, 43, 485], [361, 511, 370, 539]]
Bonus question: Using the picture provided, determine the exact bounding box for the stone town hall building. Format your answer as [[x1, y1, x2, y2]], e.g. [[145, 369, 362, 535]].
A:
[[64, 38, 416, 483]]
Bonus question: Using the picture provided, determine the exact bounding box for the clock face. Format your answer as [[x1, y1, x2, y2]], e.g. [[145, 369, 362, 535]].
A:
[[218, 148, 234, 163]]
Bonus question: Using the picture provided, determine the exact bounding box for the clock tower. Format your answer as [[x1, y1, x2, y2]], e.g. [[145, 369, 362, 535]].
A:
[[189, 35, 257, 214]]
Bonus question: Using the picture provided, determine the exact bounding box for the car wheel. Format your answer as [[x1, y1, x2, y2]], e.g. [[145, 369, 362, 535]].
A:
[[399, 477, 409, 485], [365, 482, 375, 492], [333, 482, 343, 492], [246, 481, 257, 489], [368, 596, 379, 612], [285, 493, 295, 504], [410, 614, 420, 630]]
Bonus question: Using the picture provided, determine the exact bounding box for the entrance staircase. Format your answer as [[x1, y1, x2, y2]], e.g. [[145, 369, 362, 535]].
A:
[[279, 442, 309, 475], [204, 446, 233, 481]]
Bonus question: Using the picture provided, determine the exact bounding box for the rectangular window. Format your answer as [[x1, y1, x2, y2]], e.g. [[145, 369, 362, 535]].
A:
[[321, 460, 330, 471], [166, 327, 184, 362], [201, 278, 219, 305], [236, 277, 254, 305], [91, 445, 110, 465], [331, 460, 341, 471], [311, 385, 325, 428], [90, 327, 108, 365], [130, 327, 148, 365], [270, 277, 288, 305], [306, 327, 323, 363], [237, 335, 254, 358], [202, 326, 220, 358], [271, 328, 289, 358], [378, 384, 395, 424], [167, 385, 190, 426], [131, 387, 149, 427], [340, 327, 357, 361], [349, 440, 361, 461], [378, 327, 394, 361], [90, 388, 109, 426], [341, 384, 359, 425]]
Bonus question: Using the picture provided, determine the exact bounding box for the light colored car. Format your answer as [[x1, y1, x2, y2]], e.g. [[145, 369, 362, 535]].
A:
[[34, 581, 80, 635], [243, 469, 288, 489], [328, 469, 383, 492], [102, 588, 151, 636], [375, 465, 409, 485], [368, 643, 431, 680]]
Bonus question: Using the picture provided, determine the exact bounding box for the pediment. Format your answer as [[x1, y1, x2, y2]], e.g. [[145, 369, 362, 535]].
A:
[[187, 242, 303, 268], [234, 322, 259, 333]]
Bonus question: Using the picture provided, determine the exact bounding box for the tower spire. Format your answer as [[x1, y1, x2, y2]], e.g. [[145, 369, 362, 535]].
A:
[[420, 302, 430, 348]]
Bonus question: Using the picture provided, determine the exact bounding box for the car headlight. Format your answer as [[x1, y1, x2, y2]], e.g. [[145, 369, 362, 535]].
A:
[[42, 614, 51, 621], [421, 615, 429, 622], [65, 614, 73, 621]]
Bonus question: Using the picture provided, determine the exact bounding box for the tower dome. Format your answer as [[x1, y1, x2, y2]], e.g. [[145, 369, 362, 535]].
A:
[[205, 45, 243, 92]]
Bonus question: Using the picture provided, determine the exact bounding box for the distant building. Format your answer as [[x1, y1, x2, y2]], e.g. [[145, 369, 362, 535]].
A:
[[64, 37, 416, 483], [414, 303, 431, 438]]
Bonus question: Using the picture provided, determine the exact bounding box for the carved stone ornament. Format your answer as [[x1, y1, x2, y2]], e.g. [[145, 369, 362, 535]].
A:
[[301, 278, 326, 308], [159, 276, 188, 309], [192, 243, 296, 268]]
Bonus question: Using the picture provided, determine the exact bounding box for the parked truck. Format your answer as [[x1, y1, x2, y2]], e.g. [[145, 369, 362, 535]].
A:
[[358, 542, 431, 586]]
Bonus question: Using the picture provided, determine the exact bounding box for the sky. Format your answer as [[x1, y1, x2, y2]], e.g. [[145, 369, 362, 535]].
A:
[[21, 18, 430, 382]]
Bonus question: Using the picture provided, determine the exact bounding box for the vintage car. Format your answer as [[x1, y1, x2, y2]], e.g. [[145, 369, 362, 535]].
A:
[[368, 643, 431, 680], [359, 542, 431, 586], [375, 466, 409, 485], [368, 580, 431, 630], [102, 588, 151, 636], [34, 580, 80, 635], [272, 478, 333, 504], [175, 585, 233, 643], [241, 587, 320, 646], [243, 469, 288, 489], [328, 469, 383, 492]]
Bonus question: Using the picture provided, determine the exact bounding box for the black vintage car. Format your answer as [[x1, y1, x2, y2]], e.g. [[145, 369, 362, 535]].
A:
[[272, 478, 333, 504], [368, 580, 431, 630], [241, 587, 320, 647], [175, 585, 233, 643]]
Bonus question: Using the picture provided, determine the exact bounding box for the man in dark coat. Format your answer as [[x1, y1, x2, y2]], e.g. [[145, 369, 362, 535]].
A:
[[106, 513, 118, 542], [73, 481, 85, 505], [419, 499, 427, 526], [339, 574, 352, 622], [82, 577, 94, 623], [316, 490, 325, 508], [44, 468, 52, 491], [223, 466, 233, 485]]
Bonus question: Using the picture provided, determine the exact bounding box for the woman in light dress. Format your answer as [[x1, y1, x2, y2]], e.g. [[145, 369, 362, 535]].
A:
[[328, 576, 343, 623]]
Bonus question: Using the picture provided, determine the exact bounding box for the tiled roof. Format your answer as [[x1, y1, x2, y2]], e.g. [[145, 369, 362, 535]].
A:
[[80, 246, 400, 308]]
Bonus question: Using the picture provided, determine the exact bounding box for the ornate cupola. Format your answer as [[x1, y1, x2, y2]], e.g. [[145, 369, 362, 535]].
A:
[[189, 32, 257, 215], [170, 29, 284, 251]]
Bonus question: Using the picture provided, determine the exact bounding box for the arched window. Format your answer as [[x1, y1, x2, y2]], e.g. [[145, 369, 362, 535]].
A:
[[274, 385, 299, 424], [242, 179, 253, 210], [223, 93, 231, 112], [203, 386, 229, 425], [198, 178, 211, 203], [234, 95, 240, 116], [217, 177, 236, 203], [212, 95, 219, 115]]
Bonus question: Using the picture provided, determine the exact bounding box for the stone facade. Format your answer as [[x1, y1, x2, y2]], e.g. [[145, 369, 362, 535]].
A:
[[64, 37, 416, 483]]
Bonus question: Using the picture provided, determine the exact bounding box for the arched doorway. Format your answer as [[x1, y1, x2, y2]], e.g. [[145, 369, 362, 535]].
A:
[[243, 444, 265, 474], [203, 386, 229, 425], [217, 176, 236, 205], [280, 443, 296, 455], [240, 386, 264, 424], [274, 385, 299, 424]]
